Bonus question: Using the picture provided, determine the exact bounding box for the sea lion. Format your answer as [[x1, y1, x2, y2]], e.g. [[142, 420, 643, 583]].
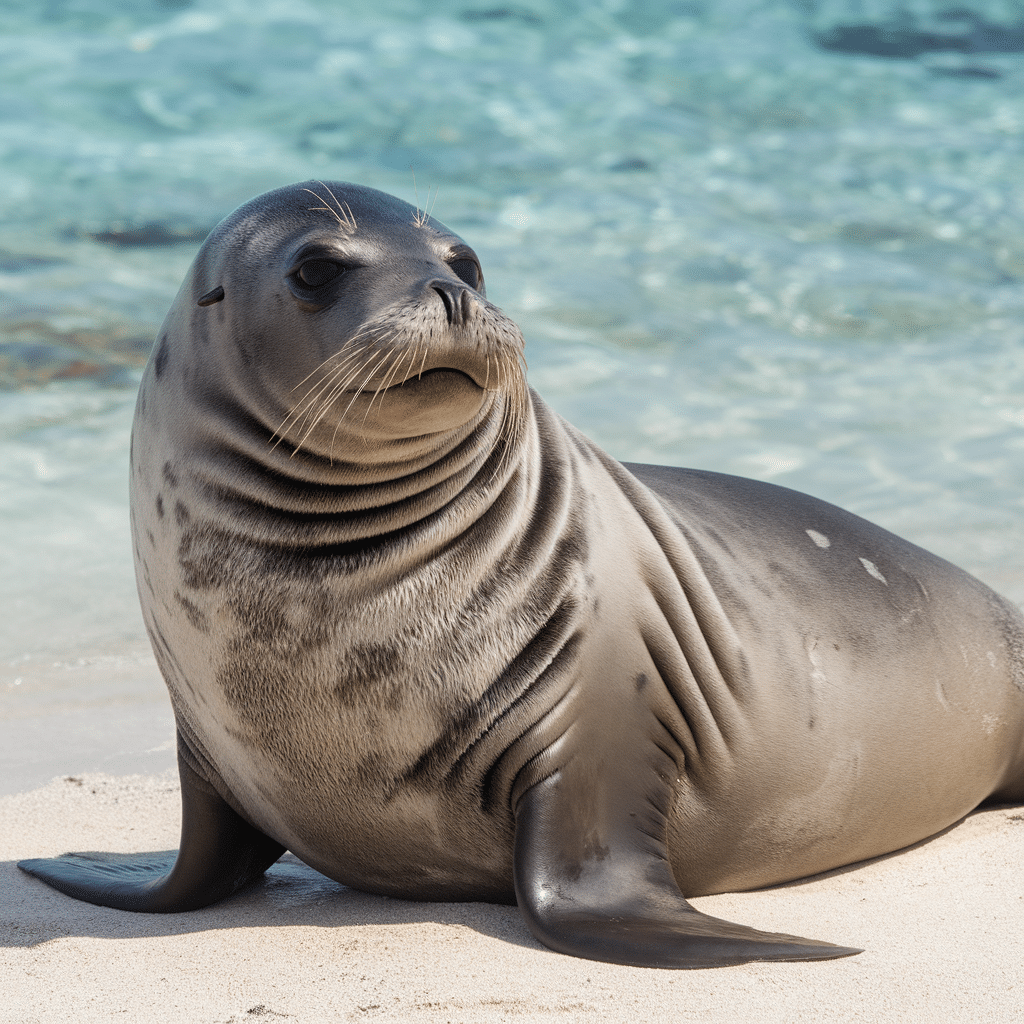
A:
[[19, 182, 1024, 969]]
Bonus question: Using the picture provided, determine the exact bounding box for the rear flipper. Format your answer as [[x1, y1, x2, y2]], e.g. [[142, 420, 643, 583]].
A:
[[513, 772, 861, 969], [18, 746, 285, 912]]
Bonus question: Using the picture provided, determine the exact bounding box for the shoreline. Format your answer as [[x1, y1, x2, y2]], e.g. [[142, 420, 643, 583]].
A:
[[3, 771, 1022, 1023]]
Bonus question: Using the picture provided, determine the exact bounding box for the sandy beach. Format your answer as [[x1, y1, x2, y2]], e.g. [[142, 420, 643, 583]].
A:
[[3, 770, 1021, 1023]]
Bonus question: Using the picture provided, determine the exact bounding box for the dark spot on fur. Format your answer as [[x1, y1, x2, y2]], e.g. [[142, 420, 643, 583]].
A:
[[334, 642, 411, 709], [176, 591, 210, 633], [147, 529, 156, 546], [178, 523, 231, 590], [177, 521, 357, 592], [153, 334, 169, 378], [174, 500, 190, 526], [635, 672, 649, 691], [239, 595, 289, 646], [163, 462, 178, 488], [155, 494, 164, 518], [215, 579, 340, 750]]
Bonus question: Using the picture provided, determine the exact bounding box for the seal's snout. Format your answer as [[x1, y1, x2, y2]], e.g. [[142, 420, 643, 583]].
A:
[[430, 279, 475, 327]]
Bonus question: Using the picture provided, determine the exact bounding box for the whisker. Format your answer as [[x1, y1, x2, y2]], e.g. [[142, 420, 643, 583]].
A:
[[303, 189, 346, 229], [286, 348, 363, 419], [288, 359, 364, 435], [488, 349, 528, 486], [389, 340, 420, 397], [365, 340, 419, 423], [361, 346, 400, 423], [410, 170, 439, 229], [318, 181, 357, 233], [331, 346, 402, 459], [291, 359, 372, 457], [333, 341, 401, 429], [303, 182, 358, 234], [270, 348, 365, 451], [284, 321, 403, 447], [288, 349, 350, 394], [289, 331, 404, 456], [411, 168, 425, 228]]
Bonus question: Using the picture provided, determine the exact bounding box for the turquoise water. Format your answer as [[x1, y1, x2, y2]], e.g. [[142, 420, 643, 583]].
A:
[[2, 0, 1024, 792]]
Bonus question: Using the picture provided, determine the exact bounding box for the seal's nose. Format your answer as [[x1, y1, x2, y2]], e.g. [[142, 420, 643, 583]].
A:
[[430, 280, 475, 327]]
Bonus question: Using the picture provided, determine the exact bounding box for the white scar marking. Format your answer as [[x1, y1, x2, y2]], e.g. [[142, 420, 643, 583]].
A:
[[981, 713, 1001, 735], [859, 557, 887, 585], [807, 639, 828, 688], [806, 529, 830, 548], [988, 651, 997, 668]]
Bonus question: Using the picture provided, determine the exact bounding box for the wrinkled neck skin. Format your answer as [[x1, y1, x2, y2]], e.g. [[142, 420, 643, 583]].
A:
[[162, 306, 521, 550]]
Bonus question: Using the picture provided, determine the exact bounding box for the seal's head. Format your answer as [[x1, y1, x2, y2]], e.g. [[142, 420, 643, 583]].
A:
[[153, 181, 527, 470]]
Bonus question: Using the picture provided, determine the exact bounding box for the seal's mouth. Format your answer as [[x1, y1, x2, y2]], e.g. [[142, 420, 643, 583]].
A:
[[345, 366, 484, 394], [276, 344, 527, 456]]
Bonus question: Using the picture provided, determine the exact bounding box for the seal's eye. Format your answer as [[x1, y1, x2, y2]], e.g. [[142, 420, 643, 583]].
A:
[[296, 260, 343, 288], [449, 258, 480, 290]]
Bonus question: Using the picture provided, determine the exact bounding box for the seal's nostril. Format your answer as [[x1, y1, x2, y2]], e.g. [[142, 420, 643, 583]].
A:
[[432, 283, 462, 325], [432, 284, 453, 323]]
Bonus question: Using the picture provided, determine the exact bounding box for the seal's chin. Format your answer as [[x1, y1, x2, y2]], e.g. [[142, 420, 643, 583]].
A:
[[344, 368, 488, 438]]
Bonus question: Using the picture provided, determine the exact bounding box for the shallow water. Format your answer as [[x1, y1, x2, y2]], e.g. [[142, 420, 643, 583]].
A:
[[2, 0, 1024, 793]]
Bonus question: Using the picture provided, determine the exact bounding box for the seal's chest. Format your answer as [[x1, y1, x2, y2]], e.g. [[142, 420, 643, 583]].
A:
[[222, 686, 520, 902]]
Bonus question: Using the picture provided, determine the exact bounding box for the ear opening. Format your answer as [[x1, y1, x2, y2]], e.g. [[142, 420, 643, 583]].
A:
[[197, 285, 225, 307]]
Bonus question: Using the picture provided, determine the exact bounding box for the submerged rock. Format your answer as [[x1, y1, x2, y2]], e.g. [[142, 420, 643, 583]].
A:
[[808, 1, 1024, 57]]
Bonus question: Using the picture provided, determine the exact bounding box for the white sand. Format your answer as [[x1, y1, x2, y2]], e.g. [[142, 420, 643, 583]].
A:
[[2, 772, 1022, 1024]]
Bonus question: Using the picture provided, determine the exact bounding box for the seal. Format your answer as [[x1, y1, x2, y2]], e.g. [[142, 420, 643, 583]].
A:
[[19, 182, 1024, 969]]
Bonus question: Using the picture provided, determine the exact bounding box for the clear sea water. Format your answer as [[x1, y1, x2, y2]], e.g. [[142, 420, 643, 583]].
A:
[[3, 0, 1024, 793]]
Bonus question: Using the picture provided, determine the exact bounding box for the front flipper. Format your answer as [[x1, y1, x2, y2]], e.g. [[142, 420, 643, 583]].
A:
[[18, 749, 285, 912], [514, 773, 861, 968]]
